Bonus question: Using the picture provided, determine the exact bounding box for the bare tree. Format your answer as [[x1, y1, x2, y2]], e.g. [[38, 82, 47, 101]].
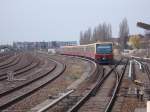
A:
[[92, 27, 98, 42], [92, 23, 112, 42], [108, 24, 112, 40], [84, 28, 91, 44], [80, 28, 92, 45], [80, 23, 112, 44], [80, 31, 84, 45], [119, 18, 129, 49]]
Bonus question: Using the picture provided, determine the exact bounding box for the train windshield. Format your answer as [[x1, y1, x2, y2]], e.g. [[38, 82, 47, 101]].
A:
[[96, 44, 112, 54]]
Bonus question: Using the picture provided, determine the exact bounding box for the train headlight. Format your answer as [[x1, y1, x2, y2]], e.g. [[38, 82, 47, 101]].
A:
[[102, 57, 106, 60]]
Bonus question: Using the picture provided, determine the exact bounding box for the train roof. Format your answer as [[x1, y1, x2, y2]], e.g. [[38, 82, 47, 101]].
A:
[[61, 42, 113, 48]]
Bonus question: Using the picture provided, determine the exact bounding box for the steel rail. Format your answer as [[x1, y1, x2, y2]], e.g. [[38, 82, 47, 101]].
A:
[[0, 54, 21, 68], [0, 54, 13, 63], [109, 65, 120, 83], [0, 55, 22, 69], [31, 90, 74, 112], [0, 61, 57, 97], [0, 58, 40, 81], [0, 54, 33, 75], [104, 59, 128, 112], [144, 63, 150, 81], [132, 58, 150, 82]]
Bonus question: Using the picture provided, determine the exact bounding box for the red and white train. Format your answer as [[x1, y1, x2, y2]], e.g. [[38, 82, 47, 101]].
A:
[[58, 42, 113, 63]]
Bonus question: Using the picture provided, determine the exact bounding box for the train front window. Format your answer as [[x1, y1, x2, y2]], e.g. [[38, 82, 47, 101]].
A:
[[96, 44, 112, 54]]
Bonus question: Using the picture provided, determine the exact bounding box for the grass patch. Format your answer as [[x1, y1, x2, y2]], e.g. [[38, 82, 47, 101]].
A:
[[66, 64, 83, 81]]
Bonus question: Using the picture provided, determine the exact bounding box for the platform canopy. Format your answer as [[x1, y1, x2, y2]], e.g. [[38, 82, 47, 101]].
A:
[[137, 22, 150, 30]]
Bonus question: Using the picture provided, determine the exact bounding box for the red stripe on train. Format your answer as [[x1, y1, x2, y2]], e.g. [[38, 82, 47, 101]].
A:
[[95, 54, 113, 59]]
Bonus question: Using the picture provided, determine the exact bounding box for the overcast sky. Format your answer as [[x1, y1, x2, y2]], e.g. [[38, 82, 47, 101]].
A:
[[0, 0, 149, 44]]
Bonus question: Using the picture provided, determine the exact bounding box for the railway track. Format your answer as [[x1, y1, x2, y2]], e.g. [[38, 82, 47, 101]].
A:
[[67, 59, 128, 112], [0, 56, 66, 111], [0, 52, 138, 111], [31, 55, 128, 112], [41, 58, 128, 112], [119, 57, 147, 111], [0, 53, 30, 73], [0, 53, 14, 63], [0, 54, 21, 69], [130, 57, 150, 81], [142, 63, 150, 81], [0, 54, 41, 81], [28, 54, 99, 112], [105, 59, 128, 112]]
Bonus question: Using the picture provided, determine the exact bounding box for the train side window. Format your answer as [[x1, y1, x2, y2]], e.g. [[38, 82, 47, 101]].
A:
[[81, 47, 84, 52], [86, 46, 88, 51], [88, 46, 91, 52], [92, 47, 95, 52], [80, 47, 82, 52]]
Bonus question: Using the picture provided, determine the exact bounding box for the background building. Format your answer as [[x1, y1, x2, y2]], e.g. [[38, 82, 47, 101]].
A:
[[13, 41, 77, 50]]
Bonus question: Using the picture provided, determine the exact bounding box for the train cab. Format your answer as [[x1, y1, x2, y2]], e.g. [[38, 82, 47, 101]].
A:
[[95, 43, 113, 63]]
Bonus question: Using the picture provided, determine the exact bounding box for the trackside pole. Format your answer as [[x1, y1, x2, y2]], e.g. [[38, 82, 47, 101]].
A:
[[128, 60, 132, 79], [147, 101, 150, 112]]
